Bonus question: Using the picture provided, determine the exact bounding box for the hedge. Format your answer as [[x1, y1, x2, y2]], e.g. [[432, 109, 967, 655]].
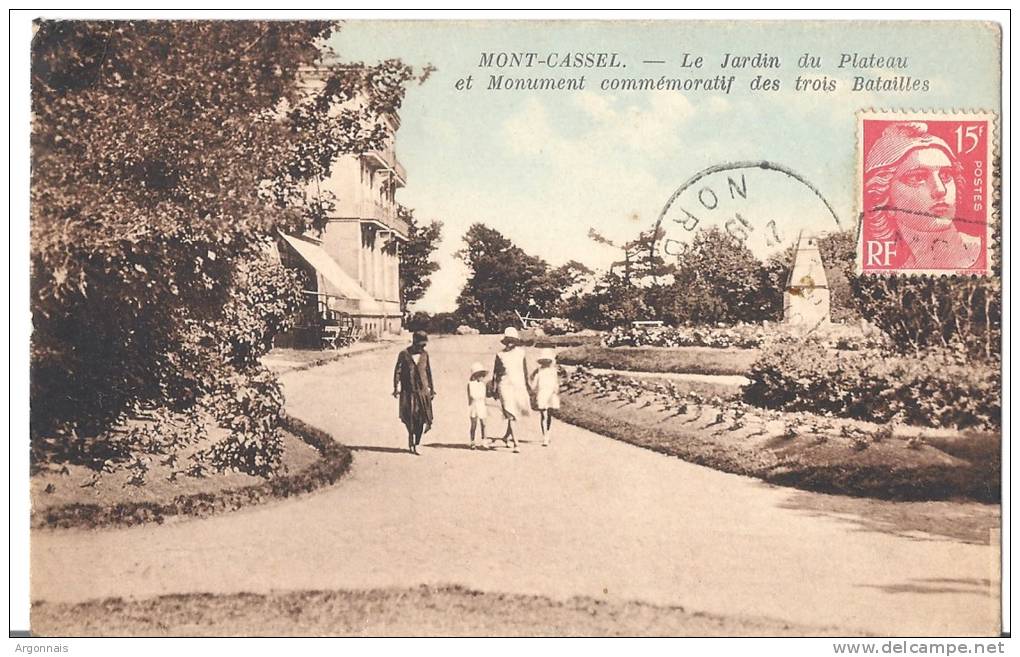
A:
[[743, 345, 1000, 429]]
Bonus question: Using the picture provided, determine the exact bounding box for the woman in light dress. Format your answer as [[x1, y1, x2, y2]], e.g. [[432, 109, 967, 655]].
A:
[[493, 327, 531, 453]]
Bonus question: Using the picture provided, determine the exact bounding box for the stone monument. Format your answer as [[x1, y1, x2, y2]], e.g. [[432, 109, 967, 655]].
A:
[[783, 232, 831, 327]]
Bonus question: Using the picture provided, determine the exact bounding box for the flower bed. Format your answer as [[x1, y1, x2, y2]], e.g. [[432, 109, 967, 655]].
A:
[[602, 323, 890, 351], [743, 345, 1000, 430]]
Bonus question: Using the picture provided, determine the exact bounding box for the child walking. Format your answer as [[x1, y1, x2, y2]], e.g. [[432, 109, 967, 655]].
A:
[[531, 349, 561, 447], [467, 362, 488, 449]]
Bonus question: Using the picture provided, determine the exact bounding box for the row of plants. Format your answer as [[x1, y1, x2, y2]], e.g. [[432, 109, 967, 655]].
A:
[[602, 323, 891, 351], [558, 365, 999, 502], [33, 415, 352, 530], [405, 310, 582, 337], [743, 345, 1001, 430], [562, 366, 903, 445]]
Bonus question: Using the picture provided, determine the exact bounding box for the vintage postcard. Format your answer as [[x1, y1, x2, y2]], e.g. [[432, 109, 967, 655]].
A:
[[21, 17, 1004, 641]]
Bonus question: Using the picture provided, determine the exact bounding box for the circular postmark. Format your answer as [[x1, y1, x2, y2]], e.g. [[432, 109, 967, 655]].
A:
[[652, 160, 843, 330]]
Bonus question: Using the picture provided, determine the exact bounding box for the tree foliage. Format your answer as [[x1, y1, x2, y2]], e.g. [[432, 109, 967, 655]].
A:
[[588, 227, 666, 285], [649, 227, 781, 326], [852, 275, 1000, 360], [397, 205, 442, 312], [31, 21, 416, 471], [454, 224, 563, 332], [566, 274, 650, 330]]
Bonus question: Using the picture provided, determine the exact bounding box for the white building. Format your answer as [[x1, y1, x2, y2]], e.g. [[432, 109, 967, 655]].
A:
[[279, 72, 408, 339]]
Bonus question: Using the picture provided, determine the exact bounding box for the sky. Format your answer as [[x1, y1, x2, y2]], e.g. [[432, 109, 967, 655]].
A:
[[329, 20, 1000, 311]]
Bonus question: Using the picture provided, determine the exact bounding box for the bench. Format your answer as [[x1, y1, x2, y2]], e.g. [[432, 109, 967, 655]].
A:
[[321, 323, 343, 350], [631, 320, 664, 328], [515, 309, 547, 329]]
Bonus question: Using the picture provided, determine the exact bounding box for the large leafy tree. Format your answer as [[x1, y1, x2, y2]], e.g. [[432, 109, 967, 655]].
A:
[[454, 223, 561, 332], [650, 227, 780, 326], [396, 205, 442, 312], [31, 21, 416, 469]]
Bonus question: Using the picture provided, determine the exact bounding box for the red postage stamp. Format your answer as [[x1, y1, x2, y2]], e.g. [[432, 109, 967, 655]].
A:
[[857, 110, 996, 276]]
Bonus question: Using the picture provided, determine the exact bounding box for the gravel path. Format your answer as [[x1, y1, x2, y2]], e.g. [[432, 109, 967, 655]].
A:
[[31, 335, 1000, 636]]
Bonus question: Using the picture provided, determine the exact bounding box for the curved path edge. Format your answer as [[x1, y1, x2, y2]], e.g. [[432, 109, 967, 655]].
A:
[[31, 414, 353, 531]]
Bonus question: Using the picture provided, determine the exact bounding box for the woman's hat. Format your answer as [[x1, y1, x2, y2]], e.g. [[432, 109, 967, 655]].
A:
[[501, 326, 520, 343], [470, 362, 487, 376], [412, 330, 429, 344], [537, 348, 556, 364]]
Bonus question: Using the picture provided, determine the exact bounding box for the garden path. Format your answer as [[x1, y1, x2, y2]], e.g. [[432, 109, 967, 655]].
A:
[[31, 335, 1000, 635]]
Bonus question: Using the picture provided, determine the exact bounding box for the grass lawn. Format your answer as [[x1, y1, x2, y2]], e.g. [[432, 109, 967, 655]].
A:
[[579, 370, 744, 401], [529, 333, 604, 349], [30, 585, 839, 637], [31, 430, 322, 519], [558, 345, 760, 376], [558, 380, 1000, 504]]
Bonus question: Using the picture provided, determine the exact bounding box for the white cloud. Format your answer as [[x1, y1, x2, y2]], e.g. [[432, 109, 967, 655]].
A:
[[564, 91, 698, 157], [487, 95, 681, 278], [573, 90, 617, 123]]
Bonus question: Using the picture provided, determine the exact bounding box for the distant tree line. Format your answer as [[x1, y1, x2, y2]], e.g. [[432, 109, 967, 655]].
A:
[[425, 221, 998, 362]]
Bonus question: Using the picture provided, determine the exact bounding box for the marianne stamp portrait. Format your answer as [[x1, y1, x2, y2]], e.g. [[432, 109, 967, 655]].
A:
[[857, 111, 995, 275]]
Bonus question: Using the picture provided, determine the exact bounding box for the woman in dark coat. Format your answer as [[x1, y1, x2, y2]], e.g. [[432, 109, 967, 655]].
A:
[[392, 331, 435, 454]]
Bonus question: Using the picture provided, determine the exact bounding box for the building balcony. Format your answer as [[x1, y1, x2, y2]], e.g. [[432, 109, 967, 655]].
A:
[[362, 200, 410, 237], [392, 159, 407, 186], [361, 149, 406, 188]]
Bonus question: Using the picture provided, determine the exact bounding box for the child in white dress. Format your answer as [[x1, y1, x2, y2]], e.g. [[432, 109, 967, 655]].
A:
[[467, 362, 488, 449], [531, 349, 561, 446]]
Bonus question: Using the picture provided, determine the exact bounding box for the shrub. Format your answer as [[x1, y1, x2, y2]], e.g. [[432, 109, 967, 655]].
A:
[[567, 277, 649, 330], [853, 260, 1001, 361], [217, 254, 304, 368], [405, 311, 461, 334], [539, 317, 579, 336], [194, 367, 287, 477], [743, 344, 1000, 429]]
